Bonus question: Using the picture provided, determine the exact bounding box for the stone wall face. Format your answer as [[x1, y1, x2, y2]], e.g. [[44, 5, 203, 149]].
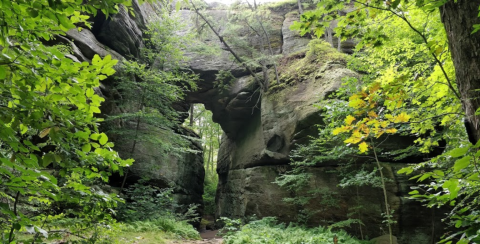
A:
[[78, 1, 442, 241], [67, 0, 205, 213], [180, 4, 442, 243]]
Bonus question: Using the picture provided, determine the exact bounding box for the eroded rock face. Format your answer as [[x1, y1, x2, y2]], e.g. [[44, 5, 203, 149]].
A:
[[185, 12, 442, 240], [67, 0, 205, 214], [211, 54, 443, 242], [111, 125, 205, 212], [282, 11, 310, 55], [74, 0, 441, 241]]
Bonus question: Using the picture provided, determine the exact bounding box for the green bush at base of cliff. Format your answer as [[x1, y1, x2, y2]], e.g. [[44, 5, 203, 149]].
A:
[[119, 219, 200, 240], [222, 217, 370, 244], [14, 218, 200, 244], [203, 175, 218, 217]]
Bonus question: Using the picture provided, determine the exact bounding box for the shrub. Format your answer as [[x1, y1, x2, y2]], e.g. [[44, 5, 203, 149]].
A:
[[116, 180, 177, 222], [203, 177, 218, 216], [120, 218, 200, 240], [222, 217, 370, 244]]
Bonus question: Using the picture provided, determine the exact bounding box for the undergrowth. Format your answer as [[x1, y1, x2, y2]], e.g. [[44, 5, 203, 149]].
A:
[[120, 219, 200, 240], [222, 217, 371, 244]]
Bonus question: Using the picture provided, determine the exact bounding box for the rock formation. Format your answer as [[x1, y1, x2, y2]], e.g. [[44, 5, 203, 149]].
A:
[[182, 3, 443, 243], [62, 0, 205, 212], [69, 0, 443, 242]]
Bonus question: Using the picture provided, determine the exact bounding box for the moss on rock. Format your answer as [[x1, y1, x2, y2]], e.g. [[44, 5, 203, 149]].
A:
[[271, 39, 348, 94]]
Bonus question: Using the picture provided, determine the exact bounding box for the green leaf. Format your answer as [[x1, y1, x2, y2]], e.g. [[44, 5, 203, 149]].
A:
[[20, 124, 28, 134], [82, 143, 91, 152], [457, 239, 469, 244], [13, 222, 21, 230], [397, 167, 413, 175], [175, 1, 181, 12], [0, 65, 6, 79], [90, 133, 100, 140], [443, 179, 459, 200], [86, 88, 94, 97], [27, 8, 39, 18], [453, 156, 471, 172], [42, 153, 55, 167], [449, 147, 470, 157], [92, 54, 101, 65], [455, 220, 462, 228], [99, 133, 108, 145]]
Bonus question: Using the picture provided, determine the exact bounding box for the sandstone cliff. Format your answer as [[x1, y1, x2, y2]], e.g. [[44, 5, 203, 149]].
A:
[[181, 4, 442, 243], [62, 0, 205, 213], [69, 1, 442, 242]]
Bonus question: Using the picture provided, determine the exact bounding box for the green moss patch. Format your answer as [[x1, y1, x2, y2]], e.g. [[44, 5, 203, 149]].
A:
[[276, 39, 347, 87]]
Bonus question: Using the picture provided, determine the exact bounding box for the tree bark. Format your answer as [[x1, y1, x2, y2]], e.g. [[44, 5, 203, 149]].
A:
[[326, 27, 334, 47], [297, 0, 303, 14], [189, 103, 194, 127], [440, 0, 480, 143]]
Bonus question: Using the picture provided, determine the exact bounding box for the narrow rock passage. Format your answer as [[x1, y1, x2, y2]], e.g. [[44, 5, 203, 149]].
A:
[[169, 230, 222, 244]]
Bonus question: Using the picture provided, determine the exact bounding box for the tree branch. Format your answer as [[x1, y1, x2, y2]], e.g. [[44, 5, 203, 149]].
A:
[[350, 0, 461, 100], [8, 191, 20, 243], [190, 0, 265, 90]]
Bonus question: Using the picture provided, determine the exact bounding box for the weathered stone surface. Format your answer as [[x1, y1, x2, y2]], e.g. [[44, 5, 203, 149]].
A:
[[66, 28, 123, 61], [211, 42, 443, 241], [72, 0, 442, 241], [181, 9, 244, 77], [66, 0, 205, 214], [282, 12, 310, 55], [91, 0, 159, 58], [113, 125, 205, 212]]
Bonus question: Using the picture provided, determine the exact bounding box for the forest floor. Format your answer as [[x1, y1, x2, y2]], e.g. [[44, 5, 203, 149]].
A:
[[168, 230, 222, 244]]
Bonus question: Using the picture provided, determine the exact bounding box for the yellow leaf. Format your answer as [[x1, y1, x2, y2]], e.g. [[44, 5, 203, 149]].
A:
[[366, 119, 377, 126], [345, 137, 362, 144], [333, 126, 351, 135], [345, 115, 356, 125], [375, 131, 385, 138], [360, 125, 370, 135], [368, 111, 378, 118], [385, 128, 398, 134], [39, 128, 51, 138], [359, 142, 369, 153], [369, 82, 381, 93], [380, 121, 389, 128], [345, 131, 363, 144], [394, 112, 411, 123], [385, 114, 394, 121], [396, 100, 403, 108]]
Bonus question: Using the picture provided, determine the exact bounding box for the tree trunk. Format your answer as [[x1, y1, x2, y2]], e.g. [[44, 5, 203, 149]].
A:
[[337, 35, 341, 51], [208, 139, 213, 175], [297, 0, 303, 14], [326, 27, 334, 47], [189, 103, 194, 127], [440, 0, 480, 143]]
